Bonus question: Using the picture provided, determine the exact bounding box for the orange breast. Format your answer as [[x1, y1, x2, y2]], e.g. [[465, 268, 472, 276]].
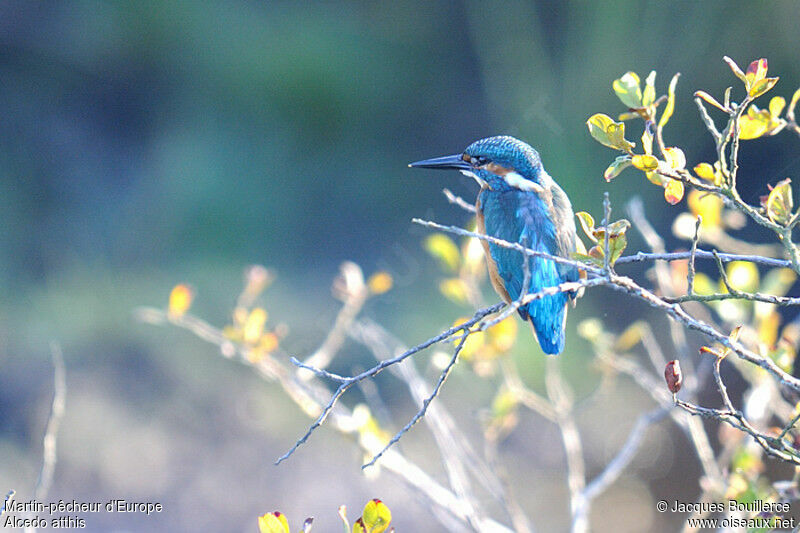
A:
[[475, 193, 511, 303]]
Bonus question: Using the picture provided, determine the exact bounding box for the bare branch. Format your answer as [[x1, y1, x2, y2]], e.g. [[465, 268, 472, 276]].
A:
[[443, 188, 477, 213], [688, 216, 702, 295], [362, 334, 467, 469]]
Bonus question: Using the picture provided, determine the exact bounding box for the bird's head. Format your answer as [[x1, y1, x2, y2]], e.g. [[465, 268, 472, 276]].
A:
[[410, 135, 545, 192]]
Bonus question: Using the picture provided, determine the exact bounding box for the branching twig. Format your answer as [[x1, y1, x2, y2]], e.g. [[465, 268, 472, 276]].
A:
[[280, 303, 504, 464]]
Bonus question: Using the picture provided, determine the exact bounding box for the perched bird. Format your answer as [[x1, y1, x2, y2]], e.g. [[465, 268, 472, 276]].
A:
[[410, 135, 579, 354]]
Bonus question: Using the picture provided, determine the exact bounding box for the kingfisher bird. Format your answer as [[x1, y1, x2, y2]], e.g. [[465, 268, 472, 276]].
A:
[[410, 135, 580, 355]]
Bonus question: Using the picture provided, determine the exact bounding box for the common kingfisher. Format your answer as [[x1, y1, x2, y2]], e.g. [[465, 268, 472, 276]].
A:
[[411, 135, 580, 355]]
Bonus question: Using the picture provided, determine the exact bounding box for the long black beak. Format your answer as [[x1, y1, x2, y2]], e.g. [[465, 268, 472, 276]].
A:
[[408, 154, 471, 170]]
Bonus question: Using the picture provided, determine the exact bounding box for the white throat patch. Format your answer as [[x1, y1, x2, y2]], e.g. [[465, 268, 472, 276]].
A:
[[504, 171, 544, 193]]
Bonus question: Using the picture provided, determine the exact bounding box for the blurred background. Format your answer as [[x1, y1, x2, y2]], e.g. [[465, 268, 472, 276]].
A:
[[2, 1, 800, 531]]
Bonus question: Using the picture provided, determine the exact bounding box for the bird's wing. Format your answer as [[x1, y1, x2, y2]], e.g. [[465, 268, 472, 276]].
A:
[[549, 182, 581, 287], [480, 189, 567, 309]]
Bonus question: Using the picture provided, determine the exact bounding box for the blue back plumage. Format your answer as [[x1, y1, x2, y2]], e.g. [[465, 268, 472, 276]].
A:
[[480, 187, 578, 354]]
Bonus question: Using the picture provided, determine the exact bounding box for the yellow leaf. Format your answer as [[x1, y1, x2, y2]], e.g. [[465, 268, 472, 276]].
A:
[[641, 126, 653, 155], [663, 147, 686, 170], [615, 322, 644, 351], [258, 512, 290, 533], [765, 178, 793, 225], [726, 261, 759, 292], [745, 58, 769, 88], [687, 189, 723, 228], [749, 76, 779, 98], [604, 155, 632, 181], [642, 71, 657, 107], [664, 179, 684, 205], [575, 212, 597, 243], [367, 271, 393, 294], [788, 87, 800, 122], [738, 109, 770, 140], [770, 96, 786, 117], [587, 114, 634, 151], [694, 90, 727, 112], [693, 162, 720, 185], [612, 71, 643, 108], [758, 310, 781, 348], [605, 123, 632, 151], [168, 284, 194, 318], [462, 237, 486, 276], [645, 171, 667, 187], [723, 56, 747, 83], [659, 73, 680, 127], [631, 154, 659, 171], [243, 308, 268, 344], [487, 316, 518, 353], [491, 388, 519, 418], [257, 332, 280, 354], [424, 234, 460, 272], [361, 499, 392, 533], [693, 273, 716, 296], [439, 278, 470, 304]]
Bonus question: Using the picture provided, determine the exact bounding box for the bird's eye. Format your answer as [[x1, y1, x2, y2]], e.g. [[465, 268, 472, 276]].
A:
[[471, 156, 488, 166]]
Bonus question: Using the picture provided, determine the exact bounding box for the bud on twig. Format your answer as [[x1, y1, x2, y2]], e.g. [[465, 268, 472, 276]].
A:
[[664, 360, 682, 394]]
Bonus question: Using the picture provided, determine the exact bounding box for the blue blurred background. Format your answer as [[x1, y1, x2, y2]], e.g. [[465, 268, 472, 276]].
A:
[[2, 1, 800, 531]]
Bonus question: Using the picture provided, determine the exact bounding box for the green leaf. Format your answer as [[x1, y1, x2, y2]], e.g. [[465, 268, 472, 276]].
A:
[[572, 250, 605, 267], [608, 233, 628, 265], [575, 212, 597, 242], [604, 156, 632, 181], [659, 73, 680, 127], [607, 219, 631, 235], [642, 71, 657, 107], [361, 500, 391, 533], [766, 178, 793, 225], [613, 71, 643, 108]]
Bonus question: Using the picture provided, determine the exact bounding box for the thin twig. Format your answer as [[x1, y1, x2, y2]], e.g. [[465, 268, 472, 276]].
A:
[[580, 407, 670, 504], [279, 303, 504, 464], [138, 305, 515, 532], [362, 334, 467, 469], [615, 250, 792, 269], [688, 216, 702, 295], [545, 360, 586, 533], [299, 262, 368, 380], [443, 188, 477, 213]]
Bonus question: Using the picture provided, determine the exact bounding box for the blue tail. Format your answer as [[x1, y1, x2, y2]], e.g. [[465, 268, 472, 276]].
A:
[[519, 294, 568, 355]]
